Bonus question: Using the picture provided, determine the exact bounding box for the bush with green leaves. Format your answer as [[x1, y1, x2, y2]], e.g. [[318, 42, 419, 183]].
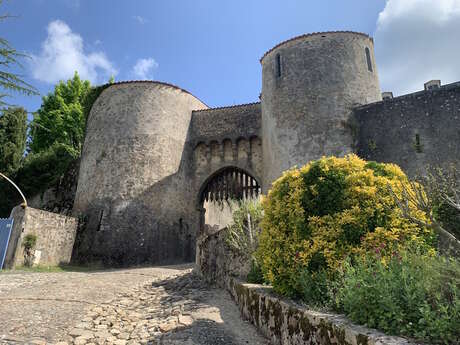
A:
[[0, 142, 78, 217], [247, 259, 265, 284], [256, 154, 435, 298], [333, 249, 460, 344], [225, 199, 263, 259], [225, 199, 264, 283], [0, 75, 111, 217], [22, 233, 37, 267]]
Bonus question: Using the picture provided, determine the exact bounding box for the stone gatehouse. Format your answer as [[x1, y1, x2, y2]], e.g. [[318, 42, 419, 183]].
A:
[[68, 31, 460, 265]]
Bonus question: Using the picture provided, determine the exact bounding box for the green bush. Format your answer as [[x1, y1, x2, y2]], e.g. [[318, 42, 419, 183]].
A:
[[225, 199, 263, 260], [16, 142, 79, 197], [334, 250, 460, 344], [298, 268, 331, 307], [22, 234, 37, 267], [0, 143, 78, 217], [247, 259, 265, 284], [224, 199, 266, 283], [256, 155, 435, 298]]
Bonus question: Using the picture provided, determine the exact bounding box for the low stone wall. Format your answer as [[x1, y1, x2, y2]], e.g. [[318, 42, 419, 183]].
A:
[[4, 206, 78, 268], [196, 227, 250, 287], [197, 229, 419, 345], [227, 279, 416, 345]]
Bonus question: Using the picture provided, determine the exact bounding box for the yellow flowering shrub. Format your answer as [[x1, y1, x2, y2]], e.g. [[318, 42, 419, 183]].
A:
[[256, 154, 435, 297]]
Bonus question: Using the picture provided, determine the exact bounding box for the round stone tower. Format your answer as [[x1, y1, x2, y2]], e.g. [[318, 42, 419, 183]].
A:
[[261, 31, 382, 191], [73, 81, 208, 265]]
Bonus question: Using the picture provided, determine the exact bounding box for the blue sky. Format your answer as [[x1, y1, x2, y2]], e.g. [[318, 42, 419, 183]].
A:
[[3, 0, 460, 113]]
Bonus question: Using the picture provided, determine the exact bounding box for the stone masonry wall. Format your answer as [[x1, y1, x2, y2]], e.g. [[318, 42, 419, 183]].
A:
[[4, 206, 78, 268], [73, 81, 208, 266], [356, 82, 460, 177], [190, 103, 263, 210], [261, 32, 382, 191], [196, 227, 250, 286], [196, 227, 420, 345], [190, 102, 261, 145], [228, 280, 417, 345]]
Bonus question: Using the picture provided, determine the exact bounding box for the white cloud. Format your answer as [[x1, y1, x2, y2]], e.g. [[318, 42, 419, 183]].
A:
[[375, 0, 460, 96], [133, 15, 148, 25], [31, 20, 117, 84], [132, 58, 158, 80]]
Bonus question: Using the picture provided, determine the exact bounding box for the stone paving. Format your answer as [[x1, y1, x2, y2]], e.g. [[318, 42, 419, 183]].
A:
[[0, 265, 269, 345]]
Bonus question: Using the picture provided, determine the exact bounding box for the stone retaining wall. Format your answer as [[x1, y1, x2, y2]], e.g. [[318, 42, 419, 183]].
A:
[[197, 229, 420, 345], [4, 206, 78, 268], [227, 279, 416, 345]]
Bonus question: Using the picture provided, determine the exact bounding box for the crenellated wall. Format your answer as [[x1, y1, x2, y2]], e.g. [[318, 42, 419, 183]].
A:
[[189, 104, 263, 239], [190, 103, 262, 190]]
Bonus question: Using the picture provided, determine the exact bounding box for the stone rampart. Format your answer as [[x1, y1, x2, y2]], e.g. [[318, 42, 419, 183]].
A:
[[190, 102, 261, 145], [356, 82, 460, 176]]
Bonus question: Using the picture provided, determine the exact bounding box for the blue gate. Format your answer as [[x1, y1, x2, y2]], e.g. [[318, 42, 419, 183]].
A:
[[0, 218, 14, 270]]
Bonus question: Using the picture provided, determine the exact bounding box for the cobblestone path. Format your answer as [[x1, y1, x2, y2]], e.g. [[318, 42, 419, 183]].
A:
[[0, 265, 269, 345]]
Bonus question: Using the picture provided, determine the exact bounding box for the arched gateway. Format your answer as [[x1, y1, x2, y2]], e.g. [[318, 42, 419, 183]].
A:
[[197, 167, 261, 235], [199, 167, 261, 204]]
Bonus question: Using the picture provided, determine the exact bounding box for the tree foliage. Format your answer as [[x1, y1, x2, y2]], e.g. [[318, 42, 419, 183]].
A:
[[390, 165, 460, 255], [30, 72, 91, 153], [0, 107, 27, 174], [0, 74, 109, 217], [0, 1, 38, 107], [226, 199, 264, 259]]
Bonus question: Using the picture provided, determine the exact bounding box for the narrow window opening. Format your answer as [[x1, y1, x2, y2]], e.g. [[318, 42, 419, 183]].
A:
[[96, 210, 104, 232], [276, 53, 281, 77], [415, 134, 422, 153], [365, 48, 373, 72]]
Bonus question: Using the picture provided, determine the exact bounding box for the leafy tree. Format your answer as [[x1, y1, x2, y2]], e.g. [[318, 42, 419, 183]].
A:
[[0, 1, 38, 107], [0, 107, 27, 174], [390, 165, 460, 255], [30, 72, 91, 153]]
